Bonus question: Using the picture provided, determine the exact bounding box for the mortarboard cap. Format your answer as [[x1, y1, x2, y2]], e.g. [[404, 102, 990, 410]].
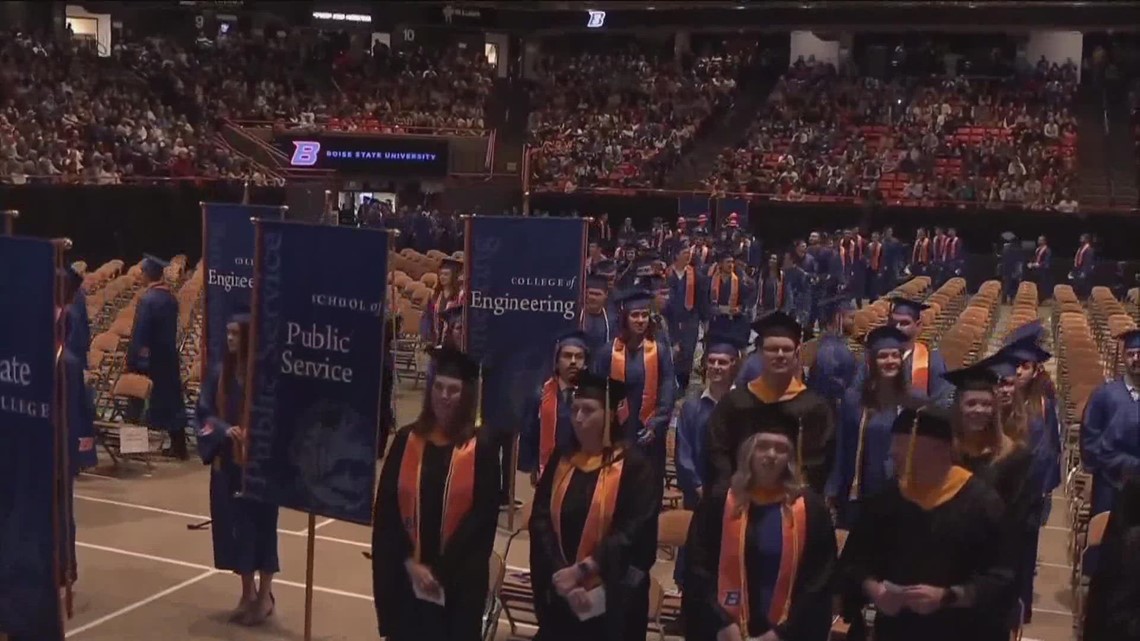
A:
[[1000, 231, 1017, 242], [942, 359, 1002, 391], [1004, 319, 1045, 346], [705, 332, 745, 357], [1116, 328, 1140, 350], [585, 274, 609, 291], [892, 406, 954, 442], [865, 325, 908, 353], [141, 254, 168, 279], [676, 217, 688, 227], [573, 371, 627, 411], [751, 311, 803, 344], [229, 304, 252, 325], [633, 256, 658, 277], [554, 329, 589, 354], [819, 292, 856, 318], [431, 346, 480, 383], [639, 275, 668, 292], [440, 257, 463, 271], [613, 288, 654, 311], [593, 259, 618, 277], [746, 406, 799, 441], [1000, 334, 1052, 365], [697, 214, 709, 223], [888, 296, 929, 320]]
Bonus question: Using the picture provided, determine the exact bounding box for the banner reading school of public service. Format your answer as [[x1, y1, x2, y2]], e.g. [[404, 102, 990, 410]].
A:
[[0, 236, 62, 639], [243, 221, 389, 525], [464, 216, 588, 436], [201, 203, 285, 381]]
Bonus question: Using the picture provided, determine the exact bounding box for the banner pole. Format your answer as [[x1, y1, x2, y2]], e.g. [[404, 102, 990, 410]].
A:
[[507, 434, 520, 531], [52, 239, 75, 624], [304, 513, 317, 641], [1, 209, 17, 236]]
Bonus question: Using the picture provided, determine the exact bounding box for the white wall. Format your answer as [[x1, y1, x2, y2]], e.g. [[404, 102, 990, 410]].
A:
[[65, 4, 111, 57], [484, 32, 509, 78], [790, 31, 839, 68], [1026, 30, 1083, 81]]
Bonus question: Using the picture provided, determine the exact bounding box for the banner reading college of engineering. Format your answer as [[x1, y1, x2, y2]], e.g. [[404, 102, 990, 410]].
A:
[[464, 216, 588, 437], [243, 221, 389, 525], [201, 203, 285, 381], [0, 236, 62, 639]]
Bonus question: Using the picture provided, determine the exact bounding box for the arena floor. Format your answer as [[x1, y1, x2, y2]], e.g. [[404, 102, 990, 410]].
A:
[[65, 374, 1078, 641]]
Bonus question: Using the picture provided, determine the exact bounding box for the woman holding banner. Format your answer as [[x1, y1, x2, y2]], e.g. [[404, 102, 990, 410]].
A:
[[372, 346, 500, 641], [195, 312, 280, 626], [529, 371, 659, 641]]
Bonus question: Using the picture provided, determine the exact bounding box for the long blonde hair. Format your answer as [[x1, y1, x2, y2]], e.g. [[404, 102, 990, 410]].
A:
[[950, 394, 1015, 461], [729, 432, 804, 509]]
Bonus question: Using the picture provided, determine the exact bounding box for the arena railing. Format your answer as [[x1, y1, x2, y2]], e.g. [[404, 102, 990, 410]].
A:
[[524, 185, 1140, 217], [0, 175, 287, 187], [231, 119, 489, 138]]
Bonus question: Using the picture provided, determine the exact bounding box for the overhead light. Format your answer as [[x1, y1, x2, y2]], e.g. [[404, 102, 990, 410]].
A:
[[312, 11, 371, 23]]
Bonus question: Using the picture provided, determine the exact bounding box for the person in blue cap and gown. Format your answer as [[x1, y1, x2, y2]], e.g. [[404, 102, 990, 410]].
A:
[[581, 273, 618, 356], [756, 253, 789, 316], [592, 288, 676, 487], [520, 330, 589, 486], [943, 355, 1037, 631], [420, 257, 464, 345], [1070, 233, 1096, 300], [61, 266, 90, 359], [826, 326, 915, 528], [195, 311, 280, 625], [850, 297, 952, 405], [998, 234, 1023, 305], [707, 250, 752, 346], [788, 242, 815, 336], [126, 254, 188, 459], [1080, 328, 1140, 515], [1026, 236, 1052, 302], [665, 244, 705, 392], [807, 294, 857, 411], [643, 275, 674, 350]]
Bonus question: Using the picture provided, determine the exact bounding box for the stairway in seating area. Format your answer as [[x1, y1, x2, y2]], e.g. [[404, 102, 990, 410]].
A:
[[1075, 85, 1113, 209]]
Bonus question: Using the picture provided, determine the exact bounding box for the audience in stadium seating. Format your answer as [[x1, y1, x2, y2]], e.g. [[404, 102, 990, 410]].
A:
[[527, 45, 744, 190], [703, 57, 1081, 211], [0, 34, 271, 186]]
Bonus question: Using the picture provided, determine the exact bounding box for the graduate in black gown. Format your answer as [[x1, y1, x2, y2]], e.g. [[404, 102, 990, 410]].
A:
[[943, 358, 1037, 627], [839, 406, 1017, 641], [1083, 476, 1140, 641], [528, 372, 659, 641], [194, 311, 280, 625], [683, 411, 837, 641], [372, 347, 500, 641], [705, 312, 835, 494]]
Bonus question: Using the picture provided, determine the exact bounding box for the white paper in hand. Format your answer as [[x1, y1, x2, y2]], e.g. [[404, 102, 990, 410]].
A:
[[573, 586, 606, 621], [411, 580, 445, 606], [881, 580, 906, 594]]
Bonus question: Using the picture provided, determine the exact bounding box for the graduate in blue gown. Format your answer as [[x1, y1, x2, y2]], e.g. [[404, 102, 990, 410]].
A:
[[998, 236, 1023, 305], [62, 266, 90, 360], [195, 311, 280, 625], [581, 274, 618, 356], [707, 249, 753, 346], [423, 307, 463, 388], [683, 412, 837, 641], [665, 244, 705, 391], [1026, 236, 1052, 302], [849, 297, 952, 405], [787, 243, 815, 334], [807, 294, 857, 411], [57, 298, 97, 590], [826, 326, 914, 528], [756, 253, 789, 316], [519, 330, 589, 486], [592, 289, 676, 485], [1080, 328, 1140, 515], [126, 254, 188, 459]]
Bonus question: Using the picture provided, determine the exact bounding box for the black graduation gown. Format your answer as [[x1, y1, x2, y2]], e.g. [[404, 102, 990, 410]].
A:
[[529, 446, 659, 641], [371, 426, 501, 641], [960, 445, 1040, 623], [839, 475, 1017, 641], [1083, 476, 1140, 641], [705, 386, 836, 494], [683, 488, 836, 641]]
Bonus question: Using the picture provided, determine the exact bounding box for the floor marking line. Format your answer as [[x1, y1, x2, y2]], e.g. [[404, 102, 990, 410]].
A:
[[76, 541, 214, 571], [1035, 606, 1074, 616], [1038, 561, 1072, 569], [315, 519, 335, 529], [65, 570, 216, 638]]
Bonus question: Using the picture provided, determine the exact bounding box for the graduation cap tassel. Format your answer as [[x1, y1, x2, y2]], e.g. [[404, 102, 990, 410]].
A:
[[902, 410, 921, 488], [602, 378, 612, 449], [796, 419, 804, 478], [474, 362, 484, 430]]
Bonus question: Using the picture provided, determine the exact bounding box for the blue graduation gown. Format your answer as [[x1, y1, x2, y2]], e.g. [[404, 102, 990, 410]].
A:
[[66, 290, 90, 358], [58, 347, 96, 587], [757, 272, 787, 315], [1000, 244, 1023, 302], [582, 306, 618, 355], [734, 353, 764, 388], [787, 262, 813, 329], [674, 392, 715, 508], [1030, 246, 1052, 299], [666, 268, 705, 381], [592, 337, 676, 467], [1080, 381, 1140, 515], [126, 284, 186, 432], [708, 272, 753, 345], [1027, 396, 1062, 498], [826, 391, 901, 528], [195, 365, 280, 574], [518, 381, 575, 474], [848, 346, 952, 406], [807, 334, 857, 406]]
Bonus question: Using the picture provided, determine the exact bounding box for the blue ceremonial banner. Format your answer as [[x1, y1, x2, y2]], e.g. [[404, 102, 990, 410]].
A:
[[201, 202, 285, 381], [677, 194, 711, 221], [0, 236, 62, 639], [242, 221, 389, 525], [463, 216, 588, 438]]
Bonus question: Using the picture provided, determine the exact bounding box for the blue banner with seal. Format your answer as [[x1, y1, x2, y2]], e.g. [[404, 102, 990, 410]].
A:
[[201, 203, 285, 381], [463, 216, 588, 438], [0, 236, 62, 639], [243, 221, 390, 525]]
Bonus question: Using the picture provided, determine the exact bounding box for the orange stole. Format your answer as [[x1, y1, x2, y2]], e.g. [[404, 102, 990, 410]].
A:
[[711, 272, 740, 308], [681, 266, 696, 311], [538, 378, 560, 475], [910, 342, 930, 395], [610, 338, 659, 425], [550, 458, 625, 566], [397, 432, 477, 562], [869, 243, 882, 271], [717, 493, 808, 631]]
